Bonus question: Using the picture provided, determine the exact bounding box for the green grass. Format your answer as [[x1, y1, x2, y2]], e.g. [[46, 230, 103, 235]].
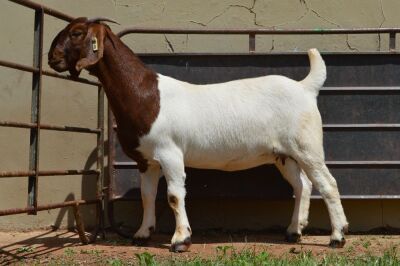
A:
[[18, 245, 400, 266], [132, 246, 400, 266]]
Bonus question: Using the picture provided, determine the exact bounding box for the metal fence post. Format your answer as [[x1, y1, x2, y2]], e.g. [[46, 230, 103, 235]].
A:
[[97, 85, 105, 239], [28, 8, 44, 215], [389, 32, 396, 51]]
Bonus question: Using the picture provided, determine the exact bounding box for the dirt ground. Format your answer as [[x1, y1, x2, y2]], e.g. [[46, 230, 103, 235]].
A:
[[0, 230, 399, 265]]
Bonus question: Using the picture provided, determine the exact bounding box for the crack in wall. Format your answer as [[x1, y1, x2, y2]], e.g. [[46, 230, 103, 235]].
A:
[[164, 34, 175, 52], [378, 0, 387, 51], [189, 0, 264, 27], [229, 0, 265, 27], [269, 37, 275, 52]]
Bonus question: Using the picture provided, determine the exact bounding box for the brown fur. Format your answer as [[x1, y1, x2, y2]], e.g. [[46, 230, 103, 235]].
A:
[[48, 18, 160, 172]]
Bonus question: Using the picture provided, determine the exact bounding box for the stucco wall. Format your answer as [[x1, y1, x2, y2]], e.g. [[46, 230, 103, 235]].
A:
[[0, 0, 399, 232]]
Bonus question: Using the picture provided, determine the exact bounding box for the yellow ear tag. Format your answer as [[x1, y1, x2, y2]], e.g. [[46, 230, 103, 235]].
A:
[[92, 37, 98, 51]]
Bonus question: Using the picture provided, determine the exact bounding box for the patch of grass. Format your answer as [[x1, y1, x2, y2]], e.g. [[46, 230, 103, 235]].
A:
[[64, 247, 76, 257], [80, 249, 103, 256], [16, 246, 35, 254], [140, 246, 399, 266], [136, 252, 156, 266], [107, 257, 126, 266], [362, 240, 371, 249], [14, 244, 400, 266]]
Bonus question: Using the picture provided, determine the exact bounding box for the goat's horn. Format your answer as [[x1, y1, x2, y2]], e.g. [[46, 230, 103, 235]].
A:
[[87, 17, 120, 25]]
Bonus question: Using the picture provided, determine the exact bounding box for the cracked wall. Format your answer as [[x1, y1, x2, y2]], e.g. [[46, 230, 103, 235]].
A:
[[33, 0, 400, 53], [1, 0, 400, 230]]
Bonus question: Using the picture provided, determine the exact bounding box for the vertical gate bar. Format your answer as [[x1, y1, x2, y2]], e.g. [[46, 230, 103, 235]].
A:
[[249, 33, 256, 53], [389, 32, 396, 51], [108, 107, 115, 200], [28, 8, 44, 215], [96, 85, 105, 239], [72, 204, 90, 244]]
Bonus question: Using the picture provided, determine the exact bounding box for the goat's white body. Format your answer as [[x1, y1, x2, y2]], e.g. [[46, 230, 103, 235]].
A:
[[132, 49, 348, 249], [138, 74, 317, 171]]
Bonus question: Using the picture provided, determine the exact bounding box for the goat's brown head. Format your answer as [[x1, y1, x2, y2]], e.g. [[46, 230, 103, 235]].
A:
[[48, 17, 118, 77]]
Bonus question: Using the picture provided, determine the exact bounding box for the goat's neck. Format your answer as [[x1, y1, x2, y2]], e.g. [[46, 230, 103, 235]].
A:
[[93, 36, 160, 134]]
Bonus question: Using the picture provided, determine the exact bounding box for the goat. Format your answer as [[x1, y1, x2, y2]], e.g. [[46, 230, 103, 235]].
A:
[[48, 17, 348, 252]]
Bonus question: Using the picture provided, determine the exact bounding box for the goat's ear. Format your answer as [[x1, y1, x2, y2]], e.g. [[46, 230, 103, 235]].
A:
[[75, 24, 105, 72]]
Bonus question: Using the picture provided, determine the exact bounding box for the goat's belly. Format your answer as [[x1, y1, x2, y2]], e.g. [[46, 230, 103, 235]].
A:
[[184, 153, 276, 171]]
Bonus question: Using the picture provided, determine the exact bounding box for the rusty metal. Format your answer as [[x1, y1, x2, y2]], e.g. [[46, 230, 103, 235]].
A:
[[117, 27, 400, 37], [0, 121, 101, 134], [118, 27, 399, 53], [8, 0, 74, 22], [0, 199, 99, 216], [0, 60, 100, 86], [0, 169, 99, 178], [73, 204, 90, 244], [96, 85, 105, 239], [27, 8, 44, 214]]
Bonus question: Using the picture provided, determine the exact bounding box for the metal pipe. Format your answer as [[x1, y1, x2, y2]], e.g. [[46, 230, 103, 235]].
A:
[[73, 204, 90, 244], [0, 169, 100, 178], [27, 8, 44, 214], [0, 121, 101, 134], [96, 85, 105, 239], [118, 27, 400, 38], [323, 124, 400, 129], [0, 199, 99, 216], [8, 0, 74, 22], [0, 60, 100, 86], [42, 69, 101, 86]]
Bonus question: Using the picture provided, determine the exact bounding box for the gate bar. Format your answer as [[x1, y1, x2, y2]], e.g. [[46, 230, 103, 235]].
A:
[[118, 27, 400, 36], [0, 0, 104, 243], [0, 169, 99, 178], [0, 60, 100, 86], [0, 199, 99, 216], [96, 85, 105, 239], [8, 0, 74, 22], [0, 121, 101, 134], [27, 8, 44, 214], [118, 27, 399, 52]]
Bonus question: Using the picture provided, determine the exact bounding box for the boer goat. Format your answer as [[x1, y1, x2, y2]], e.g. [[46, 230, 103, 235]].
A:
[[48, 17, 348, 252]]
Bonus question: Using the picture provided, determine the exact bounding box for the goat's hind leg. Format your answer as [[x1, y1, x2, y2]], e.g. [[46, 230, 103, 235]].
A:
[[297, 157, 348, 248], [276, 157, 312, 243], [133, 164, 161, 245]]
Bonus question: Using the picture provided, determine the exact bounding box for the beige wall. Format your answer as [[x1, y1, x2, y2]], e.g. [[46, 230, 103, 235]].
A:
[[0, 0, 399, 232]]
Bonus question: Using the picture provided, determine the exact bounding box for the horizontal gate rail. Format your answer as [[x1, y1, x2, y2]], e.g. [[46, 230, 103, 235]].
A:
[[8, 0, 74, 22], [0, 121, 101, 134], [1, 0, 104, 243], [0, 59, 100, 86], [0, 199, 99, 216], [118, 27, 400, 53], [0, 169, 99, 178], [118, 27, 400, 35]]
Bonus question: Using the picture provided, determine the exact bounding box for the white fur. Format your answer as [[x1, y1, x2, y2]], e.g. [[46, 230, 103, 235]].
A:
[[133, 49, 348, 247]]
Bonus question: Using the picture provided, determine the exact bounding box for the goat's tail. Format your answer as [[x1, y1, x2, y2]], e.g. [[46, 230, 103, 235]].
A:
[[300, 48, 326, 97]]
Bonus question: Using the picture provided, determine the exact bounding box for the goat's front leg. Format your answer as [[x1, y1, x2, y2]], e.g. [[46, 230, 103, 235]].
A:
[[158, 152, 192, 252], [133, 164, 161, 245]]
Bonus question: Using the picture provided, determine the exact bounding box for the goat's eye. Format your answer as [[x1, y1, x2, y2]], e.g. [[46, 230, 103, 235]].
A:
[[71, 32, 83, 38]]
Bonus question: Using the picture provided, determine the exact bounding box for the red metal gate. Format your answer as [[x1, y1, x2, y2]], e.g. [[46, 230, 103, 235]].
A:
[[0, 0, 105, 243]]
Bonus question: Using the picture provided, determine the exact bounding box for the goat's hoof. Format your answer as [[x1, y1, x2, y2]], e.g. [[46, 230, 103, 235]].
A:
[[329, 238, 346, 248], [285, 233, 301, 243], [132, 237, 150, 246], [170, 237, 191, 253]]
